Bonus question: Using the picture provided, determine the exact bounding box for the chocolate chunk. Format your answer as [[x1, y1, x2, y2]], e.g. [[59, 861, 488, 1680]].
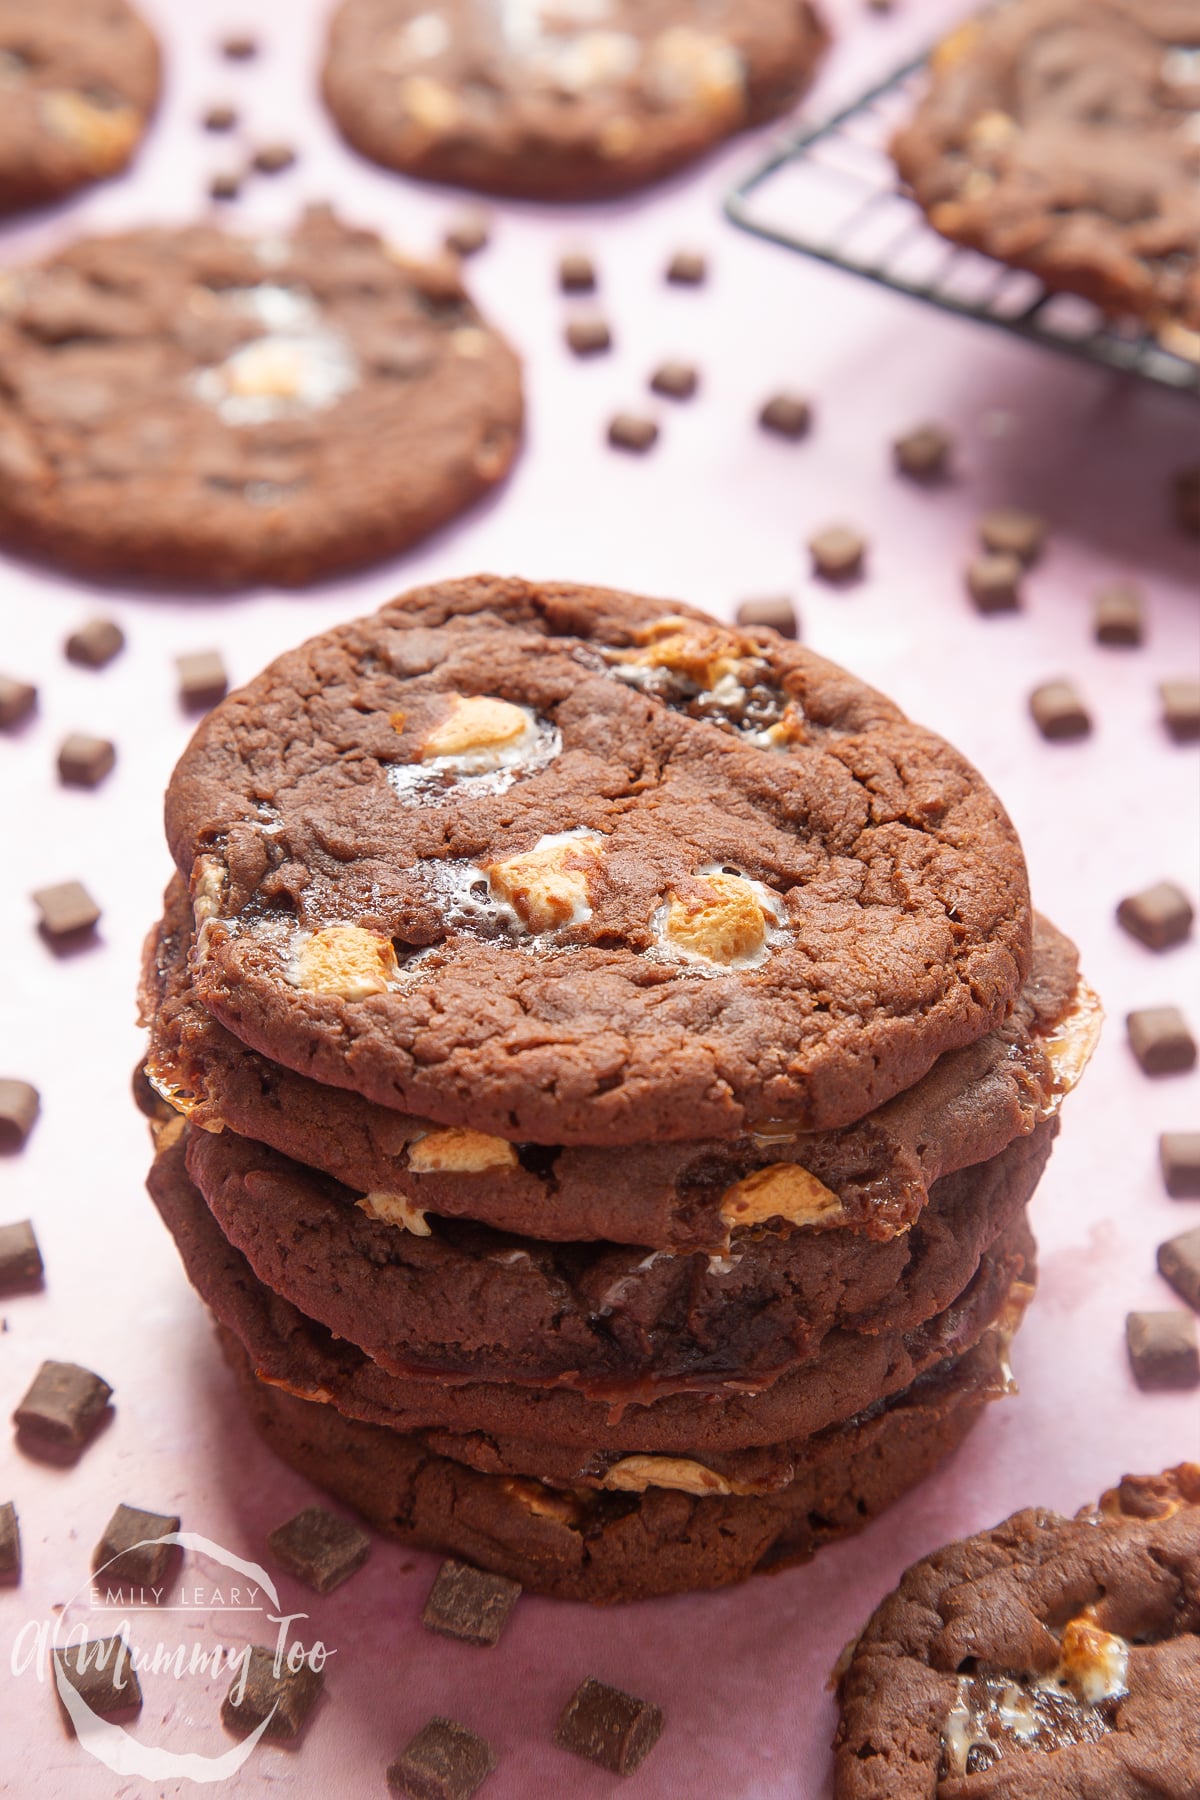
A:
[[65, 617, 125, 669], [666, 250, 706, 286], [565, 315, 611, 356], [444, 212, 490, 257], [94, 1504, 181, 1588], [32, 880, 100, 943], [0, 1079, 40, 1150], [555, 1677, 664, 1776], [421, 1559, 521, 1648], [1158, 1226, 1200, 1313], [1029, 680, 1091, 742], [221, 1645, 323, 1740], [203, 104, 237, 132], [209, 172, 241, 201], [650, 360, 697, 400], [1161, 679, 1200, 743], [758, 392, 811, 440], [1127, 1007, 1197, 1076], [608, 413, 658, 453], [0, 1221, 43, 1293], [177, 651, 228, 712], [0, 674, 37, 730], [54, 1637, 142, 1724], [1126, 1309, 1200, 1389], [14, 1360, 112, 1453], [967, 553, 1022, 613], [979, 507, 1047, 564], [252, 142, 296, 175], [0, 1501, 19, 1583], [558, 252, 596, 294], [808, 524, 865, 582], [388, 1717, 497, 1799], [1117, 882, 1194, 952], [735, 595, 799, 639], [1174, 466, 1200, 537], [893, 423, 952, 482], [57, 734, 116, 790], [220, 33, 257, 59], [268, 1505, 370, 1593], [1094, 582, 1144, 646], [1161, 1132, 1200, 1199]]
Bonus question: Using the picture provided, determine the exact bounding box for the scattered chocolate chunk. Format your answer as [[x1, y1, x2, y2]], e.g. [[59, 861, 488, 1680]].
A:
[[14, 1360, 112, 1454], [608, 413, 658, 453], [558, 251, 596, 293], [735, 595, 799, 639], [203, 103, 237, 132], [565, 315, 611, 356], [808, 524, 865, 582], [1159, 1226, 1200, 1313], [1126, 1309, 1200, 1389], [966, 552, 1022, 613], [1094, 582, 1144, 646], [555, 1677, 664, 1777], [65, 617, 124, 669], [32, 881, 100, 944], [867, 0, 895, 13], [0, 675, 37, 730], [1127, 1007, 1197, 1076], [979, 507, 1047, 564], [93, 1504, 181, 1588], [54, 1637, 142, 1724], [1161, 679, 1200, 743], [0, 1080, 40, 1151], [1161, 1132, 1200, 1199], [176, 651, 228, 712], [209, 172, 241, 201], [222, 1646, 323, 1741], [1174, 466, 1200, 537], [0, 1221, 43, 1293], [268, 1506, 370, 1594], [388, 1717, 497, 1799], [220, 33, 257, 59], [1117, 882, 1194, 952], [893, 422, 952, 482], [1029, 679, 1091, 742], [758, 392, 810, 440], [252, 142, 296, 175], [444, 212, 489, 257], [650, 360, 697, 400], [0, 1501, 19, 1583], [422, 1560, 521, 1648], [57, 734, 116, 790], [666, 249, 706, 286]]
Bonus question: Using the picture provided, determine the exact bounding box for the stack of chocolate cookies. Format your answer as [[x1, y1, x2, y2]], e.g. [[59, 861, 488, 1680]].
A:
[[139, 577, 1098, 1601]]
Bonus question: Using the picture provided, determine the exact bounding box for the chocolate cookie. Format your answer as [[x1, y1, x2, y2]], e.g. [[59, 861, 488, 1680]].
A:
[[0, 209, 522, 587], [893, 1, 1200, 334], [164, 578, 1033, 1144], [321, 0, 827, 202], [0, 0, 159, 214], [834, 1463, 1200, 1798], [145, 885, 1094, 1249]]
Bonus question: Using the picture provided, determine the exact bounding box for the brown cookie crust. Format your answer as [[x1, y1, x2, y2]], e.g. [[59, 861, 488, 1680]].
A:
[[0, 210, 522, 587], [322, 0, 826, 202], [165, 577, 1032, 1144], [0, 0, 159, 214], [893, 0, 1200, 335], [834, 1465, 1200, 1799]]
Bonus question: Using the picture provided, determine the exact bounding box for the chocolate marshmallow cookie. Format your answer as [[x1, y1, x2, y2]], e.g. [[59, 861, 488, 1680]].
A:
[[834, 1464, 1200, 1798], [893, 1, 1200, 334], [322, 0, 826, 201], [0, 0, 159, 213], [0, 209, 522, 586], [164, 577, 1032, 1145]]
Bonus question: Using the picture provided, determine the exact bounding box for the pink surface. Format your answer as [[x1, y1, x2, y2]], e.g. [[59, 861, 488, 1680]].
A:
[[1, 1, 1198, 1795]]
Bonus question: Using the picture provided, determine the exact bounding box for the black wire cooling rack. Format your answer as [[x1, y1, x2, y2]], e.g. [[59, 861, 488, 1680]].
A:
[[725, 51, 1200, 397]]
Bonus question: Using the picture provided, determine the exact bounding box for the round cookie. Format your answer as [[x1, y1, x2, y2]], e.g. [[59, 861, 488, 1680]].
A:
[[165, 577, 1033, 1144], [0, 0, 159, 214], [321, 0, 827, 202], [0, 208, 522, 586], [893, 0, 1200, 336], [833, 1464, 1200, 1798], [145, 886, 1096, 1250]]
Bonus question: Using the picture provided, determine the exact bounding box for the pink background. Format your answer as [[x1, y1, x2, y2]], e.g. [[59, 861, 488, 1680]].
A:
[[1, 1, 1198, 1795]]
